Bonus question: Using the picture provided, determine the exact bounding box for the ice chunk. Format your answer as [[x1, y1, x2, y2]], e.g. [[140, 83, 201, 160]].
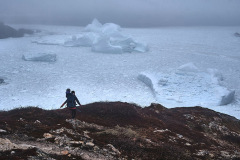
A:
[[84, 19, 121, 36], [84, 18, 103, 32], [208, 68, 224, 83], [219, 90, 235, 105], [138, 73, 155, 91], [134, 42, 149, 53], [22, 53, 57, 62], [92, 36, 149, 54], [91, 36, 122, 54], [110, 37, 136, 53], [102, 23, 121, 36], [177, 62, 199, 73]]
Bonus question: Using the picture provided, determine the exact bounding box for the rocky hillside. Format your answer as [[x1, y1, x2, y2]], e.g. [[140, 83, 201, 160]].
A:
[[0, 22, 35, 39], [0, 102, 240, 160]]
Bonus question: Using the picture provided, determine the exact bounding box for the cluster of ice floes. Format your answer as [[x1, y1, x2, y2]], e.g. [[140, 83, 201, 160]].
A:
[[22, 53, 57, 62], [33, 19, 148, 53], [138, 63, 235, 107]]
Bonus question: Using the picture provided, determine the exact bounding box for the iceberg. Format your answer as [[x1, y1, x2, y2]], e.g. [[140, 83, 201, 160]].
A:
[[91, 36, 122, 54], [72, 19, 148, 53], [22, 53, 57, 62], [86, 19, 148, 53], [219, 90, 235, 106], [84, 18, 103, 33]]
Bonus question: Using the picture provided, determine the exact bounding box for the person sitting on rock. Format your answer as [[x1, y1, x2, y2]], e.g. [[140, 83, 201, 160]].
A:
[[60, 89, 81, 119]]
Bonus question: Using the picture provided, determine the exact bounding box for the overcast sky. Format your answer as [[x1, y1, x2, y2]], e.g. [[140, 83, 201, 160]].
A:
[[0, 0, 240, 27]]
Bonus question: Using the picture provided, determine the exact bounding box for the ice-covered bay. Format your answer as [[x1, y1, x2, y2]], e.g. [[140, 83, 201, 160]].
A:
[[0, 24, 240, 119]]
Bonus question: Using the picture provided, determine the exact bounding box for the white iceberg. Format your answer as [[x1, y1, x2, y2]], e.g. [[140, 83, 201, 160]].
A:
[[84, 18, 121, 36], [22, 53, 57, 62], [84, 18, 103, 33], [101, 23, 122, 36], [219, 90, 235, 105], [91, 36, 123, 54], [75, 19, 148, 53]]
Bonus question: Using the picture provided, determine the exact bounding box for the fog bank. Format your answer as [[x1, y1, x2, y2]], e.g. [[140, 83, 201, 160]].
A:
[[0, 0, 240, 27]]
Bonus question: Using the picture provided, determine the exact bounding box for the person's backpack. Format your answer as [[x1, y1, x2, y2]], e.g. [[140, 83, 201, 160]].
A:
[[66, 93, 76, 108]]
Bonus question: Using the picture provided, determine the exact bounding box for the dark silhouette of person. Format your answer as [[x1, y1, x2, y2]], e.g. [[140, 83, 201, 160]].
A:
[[60, 89, 81, 119]]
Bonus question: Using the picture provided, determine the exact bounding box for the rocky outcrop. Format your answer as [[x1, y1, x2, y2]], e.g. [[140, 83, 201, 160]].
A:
[[234, 32, 240, 37], [0, 22, 34, 39], [0, 79, 4, 84], [0, 102, 240, 159]]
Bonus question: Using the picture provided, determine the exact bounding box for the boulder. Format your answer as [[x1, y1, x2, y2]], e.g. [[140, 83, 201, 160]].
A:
[[0, 22, 34, 39]]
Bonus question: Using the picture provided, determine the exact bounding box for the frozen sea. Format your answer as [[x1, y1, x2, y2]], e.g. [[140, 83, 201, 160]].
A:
[[0, 24, 240, 119]]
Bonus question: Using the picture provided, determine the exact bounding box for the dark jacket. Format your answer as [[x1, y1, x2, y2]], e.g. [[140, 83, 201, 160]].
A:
[[64, 93, 80, 108]]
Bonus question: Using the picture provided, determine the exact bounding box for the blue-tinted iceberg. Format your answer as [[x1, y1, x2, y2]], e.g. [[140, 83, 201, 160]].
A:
[[91, 36, 122, 54], [22, 53, 57, 62]]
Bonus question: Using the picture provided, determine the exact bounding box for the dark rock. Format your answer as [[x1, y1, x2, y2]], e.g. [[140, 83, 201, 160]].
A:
[[234, 32, 240, 37], [0, 79, 4, 84], [18, 28, 34, 35], [0, 22, 34, 39]]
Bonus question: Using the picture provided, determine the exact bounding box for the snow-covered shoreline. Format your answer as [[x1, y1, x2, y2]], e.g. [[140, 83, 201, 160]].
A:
[[0, 23, 240, 119]]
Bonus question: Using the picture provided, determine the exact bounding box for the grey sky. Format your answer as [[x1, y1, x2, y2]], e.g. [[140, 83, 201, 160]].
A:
[[0, 0, 240, 27]]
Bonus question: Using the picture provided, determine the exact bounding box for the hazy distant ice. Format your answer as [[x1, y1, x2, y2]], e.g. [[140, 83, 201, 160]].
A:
[[33, 19, 149, 53], [0, 23, 240, 119]]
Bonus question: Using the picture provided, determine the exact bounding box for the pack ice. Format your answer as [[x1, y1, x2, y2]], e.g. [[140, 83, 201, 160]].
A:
[[138, 63, 235, 107], [33, 19, 149, 53]]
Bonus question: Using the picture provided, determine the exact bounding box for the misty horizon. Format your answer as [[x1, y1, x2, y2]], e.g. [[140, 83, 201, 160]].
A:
[[1, 0, 240, 27]]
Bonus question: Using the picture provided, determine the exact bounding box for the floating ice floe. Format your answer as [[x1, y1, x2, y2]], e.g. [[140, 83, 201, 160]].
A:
[[22, 53, 57, 62], [138, 63, 235, 107], [33, 19, 148, 54], [84, 18, 104, 33]]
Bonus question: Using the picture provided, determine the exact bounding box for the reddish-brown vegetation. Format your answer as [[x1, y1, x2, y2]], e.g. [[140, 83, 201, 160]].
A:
[[0, 102, 240, 159]]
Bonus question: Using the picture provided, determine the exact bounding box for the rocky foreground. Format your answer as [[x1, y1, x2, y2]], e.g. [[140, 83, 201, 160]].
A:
[[0, 102, 240, 160]]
